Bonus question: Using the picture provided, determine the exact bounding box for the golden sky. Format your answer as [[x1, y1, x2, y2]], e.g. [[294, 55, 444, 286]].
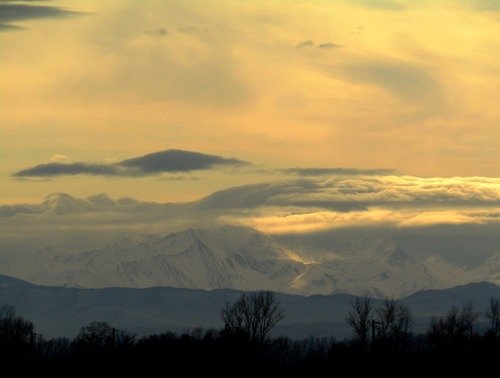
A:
[[1, 0, 500, 252], [1, 0, 499, 202]]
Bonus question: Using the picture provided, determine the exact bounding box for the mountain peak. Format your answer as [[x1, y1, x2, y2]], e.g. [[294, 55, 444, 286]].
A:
[[43, 192, 76, 205], [42, 193, 89, 214], [87, 193, 116, 206], [385, 246, 417, 267], [337, 236, 399, 259]]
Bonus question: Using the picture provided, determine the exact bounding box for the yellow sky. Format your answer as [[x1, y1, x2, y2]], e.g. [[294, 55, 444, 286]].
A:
[[1, 0, 499, 204]]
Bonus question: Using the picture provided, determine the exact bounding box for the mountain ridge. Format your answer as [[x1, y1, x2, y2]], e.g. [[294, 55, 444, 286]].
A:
[[0, 274, 497, 339], [1, 225, 485, 298]]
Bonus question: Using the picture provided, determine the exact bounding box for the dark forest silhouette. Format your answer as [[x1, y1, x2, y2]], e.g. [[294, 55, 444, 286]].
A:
[[1, 292, 499, 373]]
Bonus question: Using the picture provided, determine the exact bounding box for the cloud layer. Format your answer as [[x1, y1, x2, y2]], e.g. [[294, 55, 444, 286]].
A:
[[283, 167, 395, 177], [2, 174, 499, 265], [0, 2, 80, 30], [12, 149, 249, 178]]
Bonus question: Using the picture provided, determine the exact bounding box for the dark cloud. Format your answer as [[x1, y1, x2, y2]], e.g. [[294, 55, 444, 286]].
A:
[[119, 149, 249, 173], [13, 162, 119, 177], [12, 149, 250, 178], [284, 167, 395, 176], [0, 204, 44, 217], [295, 40, 314, 48], [196, 180, 371, 212], [317, 42, 342, 49], [0, 3, 80, 30], [196, 182, 300, 210], [0, 23, 23, 31]]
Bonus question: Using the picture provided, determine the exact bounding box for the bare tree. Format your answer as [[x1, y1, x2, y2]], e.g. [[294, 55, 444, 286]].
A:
[[372, 299, 413, 350], [221, 291, 284, 344], [0, 304, 37, 358], [345, 295, 372, 346], [74, 321, 114, 352], [485, 297, 499, 337], [460, 300, 479, 340], [428, 305, 467, 351]]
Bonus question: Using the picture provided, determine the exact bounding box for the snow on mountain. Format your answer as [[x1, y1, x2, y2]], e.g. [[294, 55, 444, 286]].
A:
[[0, 225, 475, 297], [290, 240, 468, 298], [473, 252, 500, 285], [1, 226, 304, 292], [38, 192, 144, 214], [42, 193, 92, 214]]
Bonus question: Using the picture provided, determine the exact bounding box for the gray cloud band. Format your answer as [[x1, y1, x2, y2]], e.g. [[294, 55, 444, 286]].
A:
[[12, 149, 250, 178], [0, 3, 80, 30]]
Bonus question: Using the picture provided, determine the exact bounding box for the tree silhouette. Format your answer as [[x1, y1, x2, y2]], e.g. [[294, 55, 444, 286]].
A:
[[485, 297, 499, 337], [372, 299, 413, 351], [461, 300, 480, 341], [221, 291, 284, 344], [73, 321, 135, 354], [428, 306, 466, 351], [73, 321, 114, 356], [345, 295, 372, 348], [0, 304, 37, 360]]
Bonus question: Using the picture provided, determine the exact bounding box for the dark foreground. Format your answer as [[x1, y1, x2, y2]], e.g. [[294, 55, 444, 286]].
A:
[[2, 291, 499, 375], [4, 327, 500, 375]]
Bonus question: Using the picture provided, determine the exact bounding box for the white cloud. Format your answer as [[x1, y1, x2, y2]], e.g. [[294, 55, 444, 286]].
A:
[[50, 154, 69, 162]]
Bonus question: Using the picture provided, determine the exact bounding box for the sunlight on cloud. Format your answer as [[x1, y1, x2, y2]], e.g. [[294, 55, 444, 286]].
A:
[[223, 209, 500, 234]]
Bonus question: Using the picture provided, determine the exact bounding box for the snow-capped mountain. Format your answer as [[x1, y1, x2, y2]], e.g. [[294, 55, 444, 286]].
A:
[[1, 226, 304, 292], [0, 225, 477, 297], [290, 238, 469, 297], [473, 252, 500, 285]]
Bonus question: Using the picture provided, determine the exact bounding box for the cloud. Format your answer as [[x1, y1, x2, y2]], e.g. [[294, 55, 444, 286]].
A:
[[0, 23, 23, 31], [144, 28, 167, 37], [2, 175, 500, 265], [50, 154, 69, 162], [197, 176, 500, 211], [317, 42, 341, 49], [295, 40, 314, 48], [13, 162, 120, 177], [273, 222, 500, 267], [295, 41, 341, 49], [0, 3, 80, 30], [12, 149, 250, 178], [226, 209, 500, 236], [178, 26, 209, 34], [283, 167, 395, 176], [118, 149, 249, 174]]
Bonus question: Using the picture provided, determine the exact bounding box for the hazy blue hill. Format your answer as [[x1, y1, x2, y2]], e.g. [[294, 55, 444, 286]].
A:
[[403, 281, 500, 315], [0, 275, 498, 339], [0, 274, 36, 288]]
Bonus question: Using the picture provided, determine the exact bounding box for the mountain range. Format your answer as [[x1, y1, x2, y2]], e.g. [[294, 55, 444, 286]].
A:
[[2, 225, 498, 298]]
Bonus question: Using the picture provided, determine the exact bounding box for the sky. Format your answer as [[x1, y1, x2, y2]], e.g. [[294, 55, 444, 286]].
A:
[[1, 0, 499, 264]]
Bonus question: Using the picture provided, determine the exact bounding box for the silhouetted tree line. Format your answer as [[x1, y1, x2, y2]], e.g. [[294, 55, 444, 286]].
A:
[[1, 293, 499, 373]]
